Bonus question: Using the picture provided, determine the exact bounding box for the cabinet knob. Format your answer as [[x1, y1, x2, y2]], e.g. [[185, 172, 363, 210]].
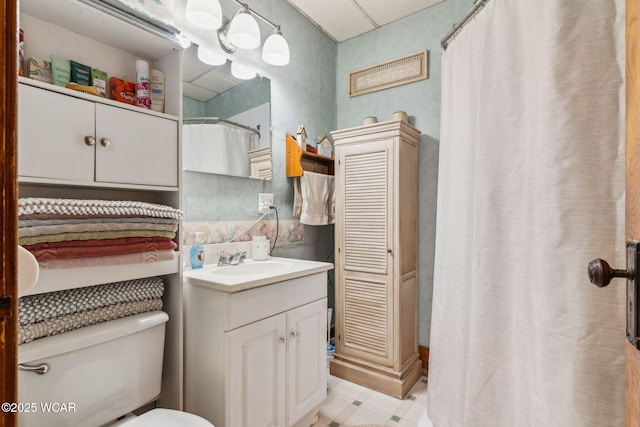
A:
[[100, 138, 111, 147], [290, 330, 300, 338], [280, 336, 287, 344], [387, 249, 392, 254], [84, 136, 95, 146]]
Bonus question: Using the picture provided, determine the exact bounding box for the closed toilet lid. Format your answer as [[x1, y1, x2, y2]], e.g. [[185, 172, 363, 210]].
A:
[[120, 408, 214, 427]]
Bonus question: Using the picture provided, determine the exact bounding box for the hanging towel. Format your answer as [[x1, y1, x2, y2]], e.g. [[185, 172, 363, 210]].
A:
[[292, 177, 303, 218], [299, 171, 335, 225]]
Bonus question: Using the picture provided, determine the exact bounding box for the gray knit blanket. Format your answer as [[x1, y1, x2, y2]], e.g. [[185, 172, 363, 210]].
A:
[[18, 277, 165, 344], [18, 198, 183, 219]]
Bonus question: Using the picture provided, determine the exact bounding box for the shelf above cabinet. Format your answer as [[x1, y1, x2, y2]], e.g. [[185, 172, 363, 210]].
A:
[[24, 256, 180, 296], [20, 0, 180, 61], [285, 133, 334, 177]]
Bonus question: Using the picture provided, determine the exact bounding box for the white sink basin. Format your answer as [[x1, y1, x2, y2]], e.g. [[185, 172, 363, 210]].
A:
[[183, 257, 334, 293], [214, 260, 292, 276]]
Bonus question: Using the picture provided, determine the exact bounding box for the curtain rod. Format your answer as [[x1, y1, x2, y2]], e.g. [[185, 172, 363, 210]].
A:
[[183, 117, 261, 136], [440, 0, 489, 51]]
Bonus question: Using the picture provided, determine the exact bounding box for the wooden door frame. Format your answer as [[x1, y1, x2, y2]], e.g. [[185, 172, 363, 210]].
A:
[[0, 0, 19, 426], [627, 0, 640, 425]]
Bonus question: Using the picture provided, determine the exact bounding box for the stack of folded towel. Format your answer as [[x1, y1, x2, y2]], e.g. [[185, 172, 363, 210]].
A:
[[18, 198, 183, 269], [18, 277, 165, 344]]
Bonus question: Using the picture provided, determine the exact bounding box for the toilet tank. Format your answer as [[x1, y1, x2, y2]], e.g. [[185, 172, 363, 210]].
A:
[[17, 311, 169, 427]]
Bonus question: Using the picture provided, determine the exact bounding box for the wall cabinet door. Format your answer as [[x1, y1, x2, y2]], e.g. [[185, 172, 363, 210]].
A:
[[287, 298, 327, 425], [18, 83, 178, 187], [95, 104, 178, 187], [18, 84, 95, 181], [228, 313, 287, 427]]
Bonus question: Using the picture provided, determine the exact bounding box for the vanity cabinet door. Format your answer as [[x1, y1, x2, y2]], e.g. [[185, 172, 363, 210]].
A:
[[227, 313, 287, 427], [18, 84, 95, 182], [287, 298, 327, 426], [95, 104, 178, 187]]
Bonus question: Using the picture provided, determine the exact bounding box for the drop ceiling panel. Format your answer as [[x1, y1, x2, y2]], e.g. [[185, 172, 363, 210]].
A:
[[182, 45, 214, 82], [286, 0, 375, 41], [357, 0, 446, 26], [191, 66, 242, 94], [286, 0, 447, 41], [183, 82, 218, 102]]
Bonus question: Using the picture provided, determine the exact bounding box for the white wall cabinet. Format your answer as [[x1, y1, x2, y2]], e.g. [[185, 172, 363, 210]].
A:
[[19, 82, 178, 187], [18, 0, 183, 410], [184, 273, 328, 427], [330, 120, 423, 399]]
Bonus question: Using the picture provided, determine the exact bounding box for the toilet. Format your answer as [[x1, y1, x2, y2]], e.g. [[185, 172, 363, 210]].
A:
[[18, 311, 213, 427]]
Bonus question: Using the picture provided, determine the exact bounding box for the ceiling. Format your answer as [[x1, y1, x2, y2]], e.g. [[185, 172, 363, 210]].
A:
[[284, 0, 446, 42], [180, 0, 447, 101]]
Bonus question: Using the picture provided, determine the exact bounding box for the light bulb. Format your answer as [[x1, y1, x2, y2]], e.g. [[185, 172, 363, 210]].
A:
[[228, 10, 260, 49], [186, 0, 222, 30], [197, 45, 226, 66], [231, 62, 256, 80], [262, 29, 290, 66]]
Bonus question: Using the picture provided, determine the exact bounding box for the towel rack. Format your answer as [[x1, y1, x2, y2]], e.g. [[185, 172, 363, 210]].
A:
[[285, 133, 334, 177]]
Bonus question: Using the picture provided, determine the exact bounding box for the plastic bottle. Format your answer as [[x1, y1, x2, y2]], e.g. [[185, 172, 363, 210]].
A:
[[150, 69, 165, 113], [135, 59, 150, 109], [190, 232, 205, 269]]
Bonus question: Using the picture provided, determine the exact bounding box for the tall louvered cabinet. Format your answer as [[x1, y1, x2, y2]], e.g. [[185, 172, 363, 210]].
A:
[[330, 120, 422, 399]]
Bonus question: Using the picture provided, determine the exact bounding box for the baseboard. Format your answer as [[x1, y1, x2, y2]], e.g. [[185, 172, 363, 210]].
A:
[[419, 346, 429, 378]]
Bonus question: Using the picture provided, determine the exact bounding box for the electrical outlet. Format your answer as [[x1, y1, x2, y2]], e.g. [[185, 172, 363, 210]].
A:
[[258, 193, 274, 214]]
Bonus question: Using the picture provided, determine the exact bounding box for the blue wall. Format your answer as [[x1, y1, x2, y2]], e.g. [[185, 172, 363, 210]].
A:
[[336, 0, 471, 346]]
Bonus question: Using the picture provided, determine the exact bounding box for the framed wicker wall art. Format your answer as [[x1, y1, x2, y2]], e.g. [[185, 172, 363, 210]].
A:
[[349, 50, 428, 97]]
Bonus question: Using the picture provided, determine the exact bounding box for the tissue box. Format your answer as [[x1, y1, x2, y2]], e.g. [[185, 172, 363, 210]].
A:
[[28, 57, 52, 83], [110, 77, 136, 105]]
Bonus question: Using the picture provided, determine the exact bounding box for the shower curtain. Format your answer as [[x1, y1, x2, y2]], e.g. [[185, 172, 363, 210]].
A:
[[182, 123, 258, 177], [428, 1, 625, 426]]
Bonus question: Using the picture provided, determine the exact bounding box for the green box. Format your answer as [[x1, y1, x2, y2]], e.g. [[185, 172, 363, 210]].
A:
[[70, 60, 92, 86]]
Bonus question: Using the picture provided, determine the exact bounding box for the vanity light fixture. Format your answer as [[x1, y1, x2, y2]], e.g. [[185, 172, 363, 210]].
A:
[[185, 0, 222, 30], [217, 0, 291, 66]]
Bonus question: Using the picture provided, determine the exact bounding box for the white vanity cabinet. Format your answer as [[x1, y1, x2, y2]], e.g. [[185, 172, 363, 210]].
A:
[[184, 262, 331, 427], [228, 299, 326, 427], [19, 82, 178, 187]]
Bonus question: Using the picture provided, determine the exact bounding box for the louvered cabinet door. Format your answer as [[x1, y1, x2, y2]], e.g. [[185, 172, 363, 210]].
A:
[[335, 138, 395, 367]]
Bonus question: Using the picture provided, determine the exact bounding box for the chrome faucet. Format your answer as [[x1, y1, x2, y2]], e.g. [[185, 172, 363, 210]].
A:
[[217, 250, 228, 266], [218, 250, 247, 266], [228, 250, 247, 265]]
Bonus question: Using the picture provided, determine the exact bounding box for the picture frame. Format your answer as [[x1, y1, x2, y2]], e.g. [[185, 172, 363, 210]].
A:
[[349, 50, 428, 97]]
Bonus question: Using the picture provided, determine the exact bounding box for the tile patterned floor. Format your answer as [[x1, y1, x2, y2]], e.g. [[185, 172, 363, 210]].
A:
[[311, 373, 428, 427]]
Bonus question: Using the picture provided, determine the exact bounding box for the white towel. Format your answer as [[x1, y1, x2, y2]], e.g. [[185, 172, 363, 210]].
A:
[[292, 177, 303, 218], [299, 171, 335, 226]]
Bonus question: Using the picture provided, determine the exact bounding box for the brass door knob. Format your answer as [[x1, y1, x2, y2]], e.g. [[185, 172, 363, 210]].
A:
[[587, 258, 631, 288]]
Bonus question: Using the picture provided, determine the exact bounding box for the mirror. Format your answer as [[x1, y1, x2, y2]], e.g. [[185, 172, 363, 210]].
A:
[[182, 44, 272, 180]]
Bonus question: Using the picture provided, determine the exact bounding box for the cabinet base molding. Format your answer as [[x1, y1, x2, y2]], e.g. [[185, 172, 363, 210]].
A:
[[330, 354, 423, 399]]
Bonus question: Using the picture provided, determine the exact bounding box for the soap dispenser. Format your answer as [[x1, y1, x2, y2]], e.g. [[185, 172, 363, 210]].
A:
[[190, 232, 205, 269]]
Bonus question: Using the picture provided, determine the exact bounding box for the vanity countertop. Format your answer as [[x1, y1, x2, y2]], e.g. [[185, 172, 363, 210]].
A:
[[182, 256, 333, 293]]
